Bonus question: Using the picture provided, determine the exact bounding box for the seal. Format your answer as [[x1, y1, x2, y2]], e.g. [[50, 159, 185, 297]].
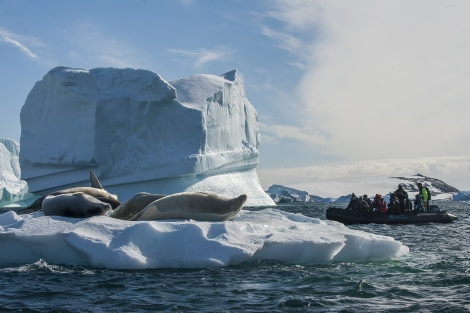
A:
[[42, 192, 112, 217], [49, 187, 120, 209], [19, 186, 120, 214], [129, 192, 247, 221], [18, 171, 120, 214], [109, 192, 167, 220]]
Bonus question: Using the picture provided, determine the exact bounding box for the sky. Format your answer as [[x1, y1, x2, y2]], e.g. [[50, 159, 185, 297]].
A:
[[1, 0, 470, 191]]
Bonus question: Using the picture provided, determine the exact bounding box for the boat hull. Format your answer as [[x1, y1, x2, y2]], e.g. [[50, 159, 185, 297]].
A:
[[326, 207, 458, 225]]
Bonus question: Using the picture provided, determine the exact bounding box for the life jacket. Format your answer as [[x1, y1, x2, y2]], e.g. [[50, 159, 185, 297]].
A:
[[425, 187, 431, 200], [421, 187, 429, 201]]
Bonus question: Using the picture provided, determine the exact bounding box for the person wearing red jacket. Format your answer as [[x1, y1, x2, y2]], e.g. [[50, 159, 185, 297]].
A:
[[372, 194, 387, 214]]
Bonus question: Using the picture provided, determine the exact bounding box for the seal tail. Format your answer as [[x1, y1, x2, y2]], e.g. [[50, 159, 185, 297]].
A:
[[89, 171, 104, 189]]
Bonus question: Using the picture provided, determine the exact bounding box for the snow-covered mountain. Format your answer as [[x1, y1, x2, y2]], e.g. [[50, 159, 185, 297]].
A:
[[267, 174, 466, 203]]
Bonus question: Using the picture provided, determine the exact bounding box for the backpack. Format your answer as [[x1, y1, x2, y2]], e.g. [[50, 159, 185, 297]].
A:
[[424, 186, 431, 200]]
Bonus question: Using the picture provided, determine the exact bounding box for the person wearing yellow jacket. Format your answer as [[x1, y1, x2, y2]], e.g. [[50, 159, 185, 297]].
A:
[[417, 183, 429, 212]]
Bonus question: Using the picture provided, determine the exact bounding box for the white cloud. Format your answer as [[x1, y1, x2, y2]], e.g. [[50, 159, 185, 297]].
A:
[[265, 0, 322, 31], [259, 122, 327, 145], [263, 0, 470, 163], [260, 26, 303, 55], [0, 27, 39, 59], [169, 48, 230, 68]]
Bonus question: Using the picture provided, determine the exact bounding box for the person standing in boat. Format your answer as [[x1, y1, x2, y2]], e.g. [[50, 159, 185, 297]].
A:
[[394, 184, 409, 213], [417, 183, 429, 212]]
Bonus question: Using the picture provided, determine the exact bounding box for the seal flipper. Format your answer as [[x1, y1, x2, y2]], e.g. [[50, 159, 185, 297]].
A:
[[17, 195, 46, 214], [89, 171, 104, 189]]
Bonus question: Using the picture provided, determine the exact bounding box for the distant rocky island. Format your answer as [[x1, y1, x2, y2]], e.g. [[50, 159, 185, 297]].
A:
[[267, 174, 470, 204]]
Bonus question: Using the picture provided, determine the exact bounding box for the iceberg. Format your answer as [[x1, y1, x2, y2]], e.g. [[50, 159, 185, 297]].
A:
[[453, 191, 470, 201], [0, 138, 30, 205], [0, 209, 408, 269], [19, 67, 273, 206], [2, 67, 410, 269]]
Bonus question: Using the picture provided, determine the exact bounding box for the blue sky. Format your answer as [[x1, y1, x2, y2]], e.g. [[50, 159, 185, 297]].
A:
[[1, 0, 470, 190]]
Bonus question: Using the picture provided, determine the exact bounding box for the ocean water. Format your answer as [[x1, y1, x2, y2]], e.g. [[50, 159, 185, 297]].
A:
[[0, 201, 469, 313]]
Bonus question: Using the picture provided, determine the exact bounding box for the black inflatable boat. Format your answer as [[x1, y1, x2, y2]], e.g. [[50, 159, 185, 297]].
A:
[[326, 206, 458, 225]]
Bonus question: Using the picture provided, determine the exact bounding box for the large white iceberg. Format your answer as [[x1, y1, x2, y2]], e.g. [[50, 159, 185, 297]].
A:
[[19, 67, 272, 205], [0, 208, 408, 269]]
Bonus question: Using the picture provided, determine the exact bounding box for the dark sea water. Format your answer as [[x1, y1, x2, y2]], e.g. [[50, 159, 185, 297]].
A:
[[0, 201, 469, 313]]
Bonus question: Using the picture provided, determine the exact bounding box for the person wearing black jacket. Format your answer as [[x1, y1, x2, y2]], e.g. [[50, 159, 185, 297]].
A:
[[346, 193, 362, 211], [394, 184, 409, 213], [362, 194, 373, 212]]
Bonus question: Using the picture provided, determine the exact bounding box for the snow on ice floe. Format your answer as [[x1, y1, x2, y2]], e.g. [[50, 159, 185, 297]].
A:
[[0, 208, 408, 269]]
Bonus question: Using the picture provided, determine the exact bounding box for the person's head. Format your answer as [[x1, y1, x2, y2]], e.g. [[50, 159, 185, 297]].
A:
[[398, 184, 402, 189], [417, 183, 422, 188], [351, 193, 356, 199], [363, 194, 368, 199]]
